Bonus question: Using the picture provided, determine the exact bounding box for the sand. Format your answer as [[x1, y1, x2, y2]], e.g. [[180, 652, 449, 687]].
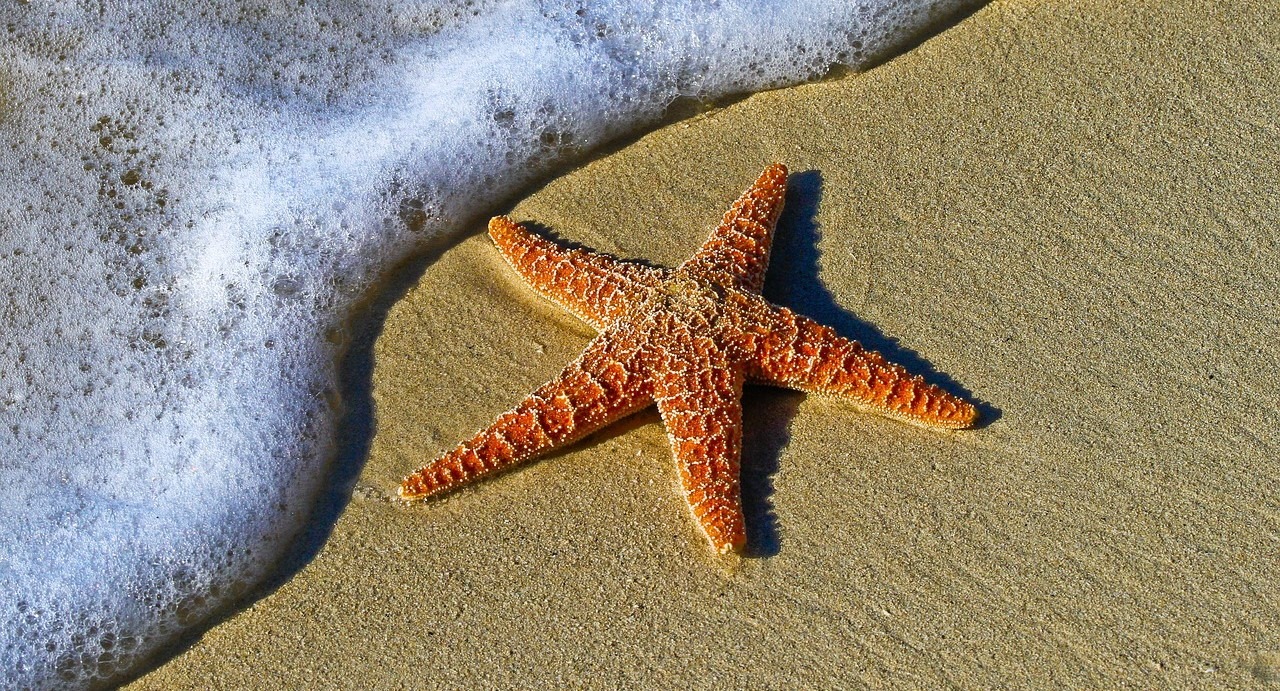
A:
[[129, 0, 1280, 687]]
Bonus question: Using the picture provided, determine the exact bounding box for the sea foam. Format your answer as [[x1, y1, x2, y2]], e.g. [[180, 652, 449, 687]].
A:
[[0, 0, 974, 686]]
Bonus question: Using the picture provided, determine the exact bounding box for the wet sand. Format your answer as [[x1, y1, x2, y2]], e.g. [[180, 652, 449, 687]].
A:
[[131, 1, 1280, 687]]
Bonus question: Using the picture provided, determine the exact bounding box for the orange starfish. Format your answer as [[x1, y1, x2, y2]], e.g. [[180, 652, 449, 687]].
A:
[[400, 164, 977, 554]]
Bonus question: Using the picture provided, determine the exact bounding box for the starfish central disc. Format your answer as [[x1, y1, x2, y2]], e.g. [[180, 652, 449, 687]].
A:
[[399, 164, 978, 554]]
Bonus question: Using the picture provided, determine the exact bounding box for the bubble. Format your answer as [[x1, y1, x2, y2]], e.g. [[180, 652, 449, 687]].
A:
[[267, 273, 297, 297]]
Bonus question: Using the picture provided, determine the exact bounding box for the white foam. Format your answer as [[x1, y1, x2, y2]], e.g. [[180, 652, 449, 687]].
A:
[[0, 0, 974, 686]]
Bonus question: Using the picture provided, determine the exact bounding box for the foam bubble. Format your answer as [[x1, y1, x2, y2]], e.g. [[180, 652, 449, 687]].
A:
[[0, 0, 975, 686]]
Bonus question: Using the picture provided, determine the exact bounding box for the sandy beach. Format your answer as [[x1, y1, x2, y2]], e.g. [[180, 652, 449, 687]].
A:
[[130, 0, 1280, 687]]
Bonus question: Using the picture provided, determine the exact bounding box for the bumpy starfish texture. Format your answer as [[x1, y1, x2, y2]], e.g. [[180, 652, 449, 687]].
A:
[[400, 164, 977, 554]]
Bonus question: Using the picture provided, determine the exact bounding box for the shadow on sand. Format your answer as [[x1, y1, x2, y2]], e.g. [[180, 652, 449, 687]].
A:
[[742, 169, 998, 558]]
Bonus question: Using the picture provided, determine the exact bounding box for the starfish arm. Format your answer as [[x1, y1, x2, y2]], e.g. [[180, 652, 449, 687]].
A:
[[400, 327, 653, 500], [679, 163, 788, 293], [489, 216, 667, 330], [743, 306, 979, 429], [653, 345, 747, 554]]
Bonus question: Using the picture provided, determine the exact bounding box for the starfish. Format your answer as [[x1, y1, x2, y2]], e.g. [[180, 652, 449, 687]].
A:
[[400, 164, 977, 554]]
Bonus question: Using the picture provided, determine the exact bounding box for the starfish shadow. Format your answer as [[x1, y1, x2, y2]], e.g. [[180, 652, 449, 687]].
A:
[[733, 170, 998, 557], [764, 169, 999, 424], [740, 387, 800, 557]]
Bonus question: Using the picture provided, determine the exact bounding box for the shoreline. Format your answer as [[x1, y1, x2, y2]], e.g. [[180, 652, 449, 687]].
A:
[[132, 1, 1280, 687]]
